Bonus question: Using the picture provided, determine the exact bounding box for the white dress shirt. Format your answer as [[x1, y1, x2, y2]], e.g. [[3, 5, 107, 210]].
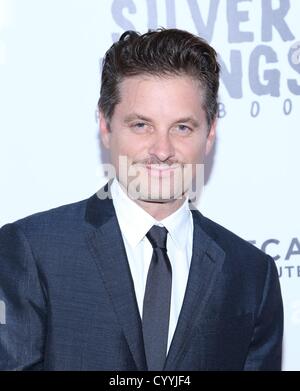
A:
[[110, 178, 194, 352]]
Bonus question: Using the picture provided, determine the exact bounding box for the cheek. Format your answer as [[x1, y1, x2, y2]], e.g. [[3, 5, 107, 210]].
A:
[[177, 138, 206, 163], [109, 132, 147, 161]]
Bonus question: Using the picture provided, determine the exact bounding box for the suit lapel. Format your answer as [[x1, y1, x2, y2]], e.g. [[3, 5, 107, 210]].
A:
[[85, 184, 147, 371], [164, 209, 225, 370]]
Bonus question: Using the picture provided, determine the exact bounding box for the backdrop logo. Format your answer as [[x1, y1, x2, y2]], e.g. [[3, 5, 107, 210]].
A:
[[250, 237, 300, 278], [290, 41, 300, 66], [110, 0, 300, 118]]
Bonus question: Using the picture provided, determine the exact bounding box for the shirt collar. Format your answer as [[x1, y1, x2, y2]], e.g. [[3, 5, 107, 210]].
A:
[[110, 178, 191, 249]]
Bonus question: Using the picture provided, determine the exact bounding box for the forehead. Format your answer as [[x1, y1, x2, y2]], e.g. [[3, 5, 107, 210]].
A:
[[119, 73, 203, 95], [115, 74, 205, 116]]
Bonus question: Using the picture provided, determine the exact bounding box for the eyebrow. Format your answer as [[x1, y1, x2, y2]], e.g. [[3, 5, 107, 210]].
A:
[[174, 117, 200, 128], [124, 114, 200, 127], [124, 114, 153, 123]]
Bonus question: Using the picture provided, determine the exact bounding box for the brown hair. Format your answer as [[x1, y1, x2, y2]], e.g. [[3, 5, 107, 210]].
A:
[[98, 28, 220, 129]]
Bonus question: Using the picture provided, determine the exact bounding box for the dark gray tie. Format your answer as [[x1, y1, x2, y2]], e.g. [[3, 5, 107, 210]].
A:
[[142, 225, 172, 371]]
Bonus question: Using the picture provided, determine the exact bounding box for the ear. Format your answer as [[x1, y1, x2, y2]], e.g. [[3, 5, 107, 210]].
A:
[[99, 111, 111, 149], [205, 118, 217, 156]]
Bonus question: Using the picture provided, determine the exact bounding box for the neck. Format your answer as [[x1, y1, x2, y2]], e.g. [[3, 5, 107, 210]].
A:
[[134, 197, 186, 220]]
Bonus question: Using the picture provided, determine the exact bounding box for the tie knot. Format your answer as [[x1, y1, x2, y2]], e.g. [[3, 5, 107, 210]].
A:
[[146, 225, 168, 250]]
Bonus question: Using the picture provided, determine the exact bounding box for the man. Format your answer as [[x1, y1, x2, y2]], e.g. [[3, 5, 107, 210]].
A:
[[0, 29, 283, 371]]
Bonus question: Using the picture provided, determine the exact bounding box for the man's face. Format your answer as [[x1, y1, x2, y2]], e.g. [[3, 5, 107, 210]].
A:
[[100, 74, 216, 202]]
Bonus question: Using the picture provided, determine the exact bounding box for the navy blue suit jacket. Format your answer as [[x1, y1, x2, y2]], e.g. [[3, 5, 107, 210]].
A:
[[0, 184, 283, 370]]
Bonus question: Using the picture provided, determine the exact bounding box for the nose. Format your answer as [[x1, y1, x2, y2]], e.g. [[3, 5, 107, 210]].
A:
[[148, 131, 175, 162]]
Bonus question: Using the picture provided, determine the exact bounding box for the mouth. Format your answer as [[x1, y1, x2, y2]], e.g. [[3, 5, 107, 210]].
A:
[[145, 164, 181, 177]]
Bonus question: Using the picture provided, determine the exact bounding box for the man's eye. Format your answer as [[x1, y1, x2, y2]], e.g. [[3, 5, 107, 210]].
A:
[[133, 122, 146, 129], [176, 124, 192, 133], [130, 122, 149, 133]]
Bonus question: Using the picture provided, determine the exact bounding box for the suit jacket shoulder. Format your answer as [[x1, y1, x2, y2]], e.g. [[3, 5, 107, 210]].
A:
[[195, 210, 274, 273], [12, 197, 90, 234]]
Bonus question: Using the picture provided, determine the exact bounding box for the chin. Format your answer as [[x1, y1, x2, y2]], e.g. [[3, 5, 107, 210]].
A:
[[126, 176, 189, 201]]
